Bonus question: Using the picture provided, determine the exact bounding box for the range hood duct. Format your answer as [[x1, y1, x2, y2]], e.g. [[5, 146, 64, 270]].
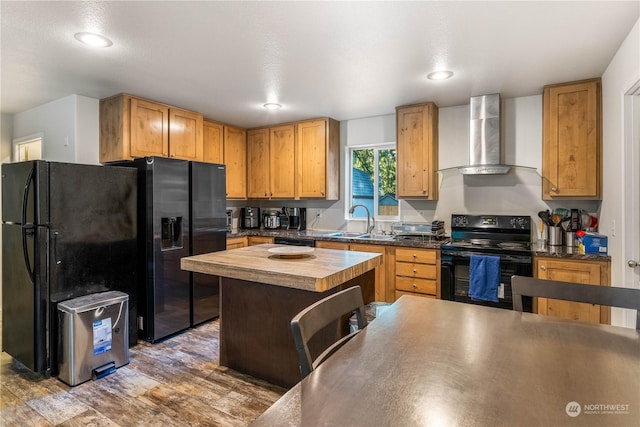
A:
[[458, 93, 511, 175]]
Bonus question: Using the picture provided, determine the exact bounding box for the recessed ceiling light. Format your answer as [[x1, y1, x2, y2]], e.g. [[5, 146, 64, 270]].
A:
[[263, 103, 282, 111], [74, 32, 113, 48], [427, 70, 454, 81]]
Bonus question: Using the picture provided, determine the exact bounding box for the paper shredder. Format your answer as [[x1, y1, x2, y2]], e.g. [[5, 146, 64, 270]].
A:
[[57, 291, 129, 386]]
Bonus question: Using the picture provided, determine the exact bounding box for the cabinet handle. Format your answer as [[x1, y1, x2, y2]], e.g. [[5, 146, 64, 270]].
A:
[[321, 192, 325, 196], [163, 152, 168, 156], [412, 283, 417, 289], [170, 154, 176, 158], [551, 187, 558, 192], [413, 269, 417, 273], [412, 254, 417, 258], [540, 265, 546, 271]]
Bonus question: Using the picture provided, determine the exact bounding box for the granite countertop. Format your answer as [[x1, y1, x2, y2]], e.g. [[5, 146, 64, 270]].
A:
[[227, 229, 445, 249], [181, 243, 382, 292], [532, 243, 611, 261], [226, 229, 611, 261]]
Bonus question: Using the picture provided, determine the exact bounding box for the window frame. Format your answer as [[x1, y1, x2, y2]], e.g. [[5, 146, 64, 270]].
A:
[[345, 142, 399, 222]]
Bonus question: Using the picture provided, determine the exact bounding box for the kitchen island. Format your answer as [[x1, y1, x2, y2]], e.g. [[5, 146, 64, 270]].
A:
[[181, 244, 381, 387]]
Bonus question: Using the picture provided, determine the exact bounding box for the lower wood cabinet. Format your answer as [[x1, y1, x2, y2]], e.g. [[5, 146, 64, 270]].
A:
[[226, 236, 248, 249], [316, 241, 391, 302], [393, 247, 440, 300], [534, 257, 611, 324], [247, 236, 274, 246]]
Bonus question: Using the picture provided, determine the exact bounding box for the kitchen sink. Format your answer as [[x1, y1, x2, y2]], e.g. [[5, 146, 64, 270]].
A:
[[354, 233, 395, 240], [325, 231, 366, 238], [324, 231, 395, 241]]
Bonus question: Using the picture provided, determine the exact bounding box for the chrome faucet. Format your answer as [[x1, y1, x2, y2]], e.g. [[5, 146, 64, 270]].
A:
[[348, 204, 375, 234]]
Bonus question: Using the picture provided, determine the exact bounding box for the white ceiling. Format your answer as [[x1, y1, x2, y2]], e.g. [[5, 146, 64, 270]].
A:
[[1, 1, 638, 129]]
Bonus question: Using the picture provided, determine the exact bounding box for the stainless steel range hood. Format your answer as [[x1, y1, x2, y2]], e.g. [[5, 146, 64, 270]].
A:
[[457, 93, 511, 175]]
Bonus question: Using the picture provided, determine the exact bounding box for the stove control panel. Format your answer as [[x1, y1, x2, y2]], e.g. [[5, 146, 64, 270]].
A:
[[451, 214, 531, 230]]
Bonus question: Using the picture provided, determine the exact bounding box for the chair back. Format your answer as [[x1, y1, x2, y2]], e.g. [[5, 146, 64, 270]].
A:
[[291, 286, 367, 378], [511, 275, 640, 329]]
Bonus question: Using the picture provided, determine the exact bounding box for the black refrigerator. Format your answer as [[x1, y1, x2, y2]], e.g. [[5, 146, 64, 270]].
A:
[[1, 161, 138, 376], [121, 157, 226, 343]]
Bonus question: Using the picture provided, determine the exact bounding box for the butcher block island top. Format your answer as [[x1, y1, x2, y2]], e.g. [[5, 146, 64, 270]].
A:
[[181, 243, 382, 292]]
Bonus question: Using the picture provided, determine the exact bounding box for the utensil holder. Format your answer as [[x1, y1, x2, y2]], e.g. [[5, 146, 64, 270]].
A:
[[564, 231, 576, 247], [548, 226, 563, 246]]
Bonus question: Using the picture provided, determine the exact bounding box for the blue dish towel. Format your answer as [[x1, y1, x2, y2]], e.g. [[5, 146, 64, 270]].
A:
[[468, 255, 501, 303]]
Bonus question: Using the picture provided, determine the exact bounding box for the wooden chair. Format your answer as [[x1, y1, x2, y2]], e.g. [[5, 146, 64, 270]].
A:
[[511, 275, 640, 329], [291, 286, 368, 379]]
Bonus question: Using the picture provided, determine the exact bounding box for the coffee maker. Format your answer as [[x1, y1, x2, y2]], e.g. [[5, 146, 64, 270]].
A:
[[288, 207, 306, 231], [240, 207, 260, 229]]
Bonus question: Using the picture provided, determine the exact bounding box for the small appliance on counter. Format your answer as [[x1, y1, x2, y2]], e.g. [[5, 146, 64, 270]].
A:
[[241, 207, 261, 229], [288, 207, 307, 231], [279, 207, 290, 230], [263, 210, 281, 229], [226, 210, 233, 232]]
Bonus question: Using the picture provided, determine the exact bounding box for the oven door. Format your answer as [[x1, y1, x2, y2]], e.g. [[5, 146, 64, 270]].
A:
[[441, 251, 532, 311]]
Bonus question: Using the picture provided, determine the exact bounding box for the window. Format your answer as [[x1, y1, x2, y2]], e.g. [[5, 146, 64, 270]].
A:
[[347, 144, 398, 221]]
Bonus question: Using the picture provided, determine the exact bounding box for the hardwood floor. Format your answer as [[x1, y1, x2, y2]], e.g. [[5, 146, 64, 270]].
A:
[[0, 319, 286, 426]]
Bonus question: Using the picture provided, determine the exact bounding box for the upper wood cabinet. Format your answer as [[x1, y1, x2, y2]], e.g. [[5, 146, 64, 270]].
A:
[[100, 94, 203, 163], [296, 118, 340, 200], [247, 125, 296, 199], [247, 128, 270, 198], [203, 120, 224, 164], [542, 78, 602, 200], [396, 102, 439, 200], [534, 257, 610, 324], [224, 125, 247, 199], [271, 125, 296, 198]]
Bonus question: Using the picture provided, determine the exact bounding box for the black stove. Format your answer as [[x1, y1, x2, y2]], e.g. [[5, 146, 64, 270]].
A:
[[440, 214, 533, 311], [440, 214, 532, 256]]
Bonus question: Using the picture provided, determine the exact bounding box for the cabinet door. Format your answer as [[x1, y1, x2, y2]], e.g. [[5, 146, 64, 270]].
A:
[[248, 236, 274, 245], [296, 119, 327, 198], [535, 258, 602, 323], [350, 243, 387, 302], [130, 98, 169, 158], [168, 108, 203, 161], [203, 121, 224, 163], [543, 79, 601, 199], [227, 236, 247, 249], [396, 103, 438, 200], [224, 126, 247, 199], [247, 128, 270, 198], [270, 124, 296, 198], [316, 241, 349, 250]]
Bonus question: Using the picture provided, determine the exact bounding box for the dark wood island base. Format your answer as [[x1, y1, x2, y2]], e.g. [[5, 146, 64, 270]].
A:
[[220, 270, 374, 388]]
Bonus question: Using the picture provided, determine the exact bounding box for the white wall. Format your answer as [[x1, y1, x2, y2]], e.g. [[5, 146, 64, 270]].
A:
[[315, 95, 596, 236], [601, 17, 640, 326], [12, 94, 100, 164], [75, 96, 100, 165]]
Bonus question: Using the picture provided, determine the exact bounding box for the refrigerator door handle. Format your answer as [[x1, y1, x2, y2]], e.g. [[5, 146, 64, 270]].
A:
[[21, 165, 36, 284]]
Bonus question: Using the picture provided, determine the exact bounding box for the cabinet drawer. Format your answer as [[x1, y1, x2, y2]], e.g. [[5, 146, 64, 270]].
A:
[[395, 262, 437, 279], [395, 290, 436, 300], [395, 277, 437, 295], [395, 248, 437, 264]]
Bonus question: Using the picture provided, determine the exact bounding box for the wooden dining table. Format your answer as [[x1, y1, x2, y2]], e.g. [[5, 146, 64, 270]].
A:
[[251, 295, 640, 426]]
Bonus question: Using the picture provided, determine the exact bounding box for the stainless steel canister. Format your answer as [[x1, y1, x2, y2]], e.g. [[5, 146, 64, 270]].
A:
[[548, 226, 563, 246]]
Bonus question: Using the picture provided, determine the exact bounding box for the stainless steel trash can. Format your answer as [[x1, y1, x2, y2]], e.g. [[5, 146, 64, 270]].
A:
[[58, 291, 129, 386]]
